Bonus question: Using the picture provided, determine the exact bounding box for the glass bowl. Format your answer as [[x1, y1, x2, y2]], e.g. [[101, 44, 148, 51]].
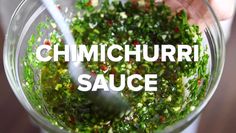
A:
[[3, 0, 225, 132]]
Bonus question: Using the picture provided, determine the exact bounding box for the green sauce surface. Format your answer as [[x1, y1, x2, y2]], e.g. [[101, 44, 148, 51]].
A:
[[23, 0, 209, 132]]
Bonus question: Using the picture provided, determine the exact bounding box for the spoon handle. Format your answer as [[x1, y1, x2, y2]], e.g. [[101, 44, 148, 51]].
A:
[[40, 0, 129, 116]]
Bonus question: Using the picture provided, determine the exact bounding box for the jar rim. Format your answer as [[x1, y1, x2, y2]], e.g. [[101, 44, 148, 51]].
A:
[[3, 0, 225, 132]]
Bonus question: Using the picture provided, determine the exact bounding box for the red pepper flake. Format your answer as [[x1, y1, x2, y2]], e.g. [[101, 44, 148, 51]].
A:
[[57, 4, 61, 10], [100, 65, 108, 71], [44, 39, 51, 46], [107, 20, 113, 26], [110, 68, 116, 75], [132, 40, 139, 46], [160, 115, 166, 123], [86, 0, 92, 6], [177, 11, 183, 17], [131, 0, 138, 9], [198, 79, 202, 86], [69, 84, 76, 91], [144, 1, 150, 10], [94, 128, 99, 133], [135, 70, 140, 74], [68, 116, 76, 125], [174, 27, 180, 33]]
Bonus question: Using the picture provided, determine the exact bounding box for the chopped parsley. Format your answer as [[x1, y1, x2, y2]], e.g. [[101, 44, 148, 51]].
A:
[[23, 0, 209, 132]]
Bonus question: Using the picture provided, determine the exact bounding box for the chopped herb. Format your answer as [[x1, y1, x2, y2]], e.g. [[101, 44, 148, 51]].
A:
[[23, 0, 209, 132]]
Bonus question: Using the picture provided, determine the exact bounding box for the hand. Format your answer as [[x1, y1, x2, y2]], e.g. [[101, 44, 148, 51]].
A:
[[132, 0, 235, 30], [165, 0, 235, 21]]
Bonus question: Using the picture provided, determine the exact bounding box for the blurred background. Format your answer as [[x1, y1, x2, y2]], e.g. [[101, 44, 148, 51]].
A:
[[0, 0, 236, 133]]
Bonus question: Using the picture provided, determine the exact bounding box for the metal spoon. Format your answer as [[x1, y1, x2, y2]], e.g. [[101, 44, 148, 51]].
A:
[[40, 0, 129, 116]]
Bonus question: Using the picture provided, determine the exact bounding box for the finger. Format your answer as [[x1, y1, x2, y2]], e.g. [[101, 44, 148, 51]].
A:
[[164, 0, 182, 11]]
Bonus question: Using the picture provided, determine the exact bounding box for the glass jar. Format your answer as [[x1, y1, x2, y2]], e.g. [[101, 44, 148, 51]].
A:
[[3, 0, 225, 132]]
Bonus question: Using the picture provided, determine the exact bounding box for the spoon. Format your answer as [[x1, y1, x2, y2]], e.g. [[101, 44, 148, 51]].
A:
[[40, 0, 129, 116]]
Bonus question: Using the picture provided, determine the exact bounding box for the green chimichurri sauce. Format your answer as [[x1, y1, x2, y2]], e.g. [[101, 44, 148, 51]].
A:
[[23, 0, 209, 132]]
